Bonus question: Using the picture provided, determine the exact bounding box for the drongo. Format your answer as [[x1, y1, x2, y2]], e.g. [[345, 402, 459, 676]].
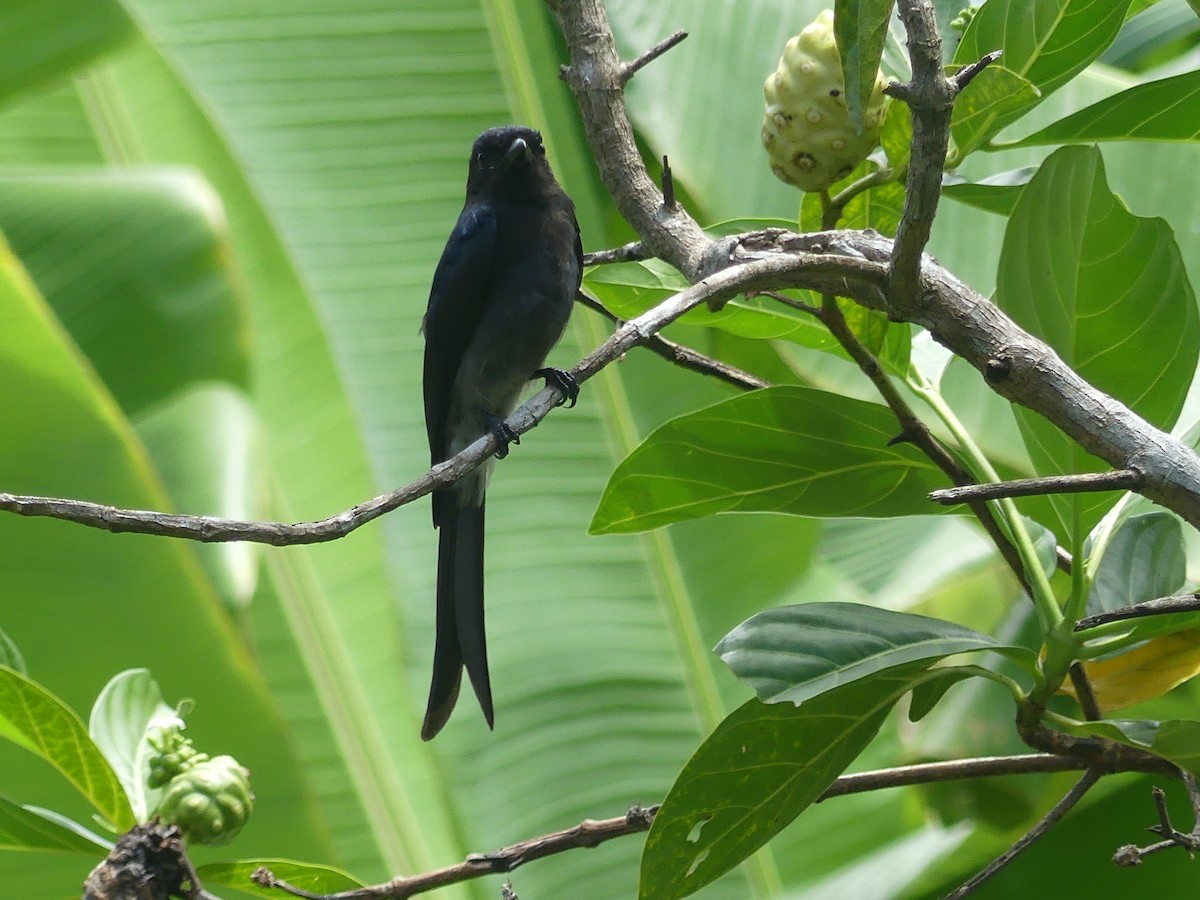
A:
[[421, 126, 582, 740]]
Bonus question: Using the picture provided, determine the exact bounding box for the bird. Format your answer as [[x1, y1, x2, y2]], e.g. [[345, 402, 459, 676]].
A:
[[420, 125, 583, 740]]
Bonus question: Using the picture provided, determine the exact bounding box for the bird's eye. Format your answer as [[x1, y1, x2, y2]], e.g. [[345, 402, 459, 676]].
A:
[[475, 150, 487, 168]]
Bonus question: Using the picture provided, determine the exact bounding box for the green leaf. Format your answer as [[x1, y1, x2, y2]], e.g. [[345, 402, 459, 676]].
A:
[[134, 384, 263, 608], [834, 0, 895, 133], [996, 145, 1199, 537], [0, 666, 133, 830], [715, 602, 1035, 704], [1068, 718, 1200, 775], [0, 628, 26, 676], [949, 65, 1040, 160], [0, 796, 112, 855], [1087, 513, 1185, 617], [908, 669, 979, 722], [88, 669, 181, 824], [585, 260, 832, 348], [942, 167, 1036, 215], [0, 170, 251, 416], [198, 859, 364, 897], [952, 0, 1134, 141], [1013, 70, 1200, 146], [639, 667, 926, 900], [0, 0, 132, 105], [590, 386, 954, 534], [880, 95, 912, 171]]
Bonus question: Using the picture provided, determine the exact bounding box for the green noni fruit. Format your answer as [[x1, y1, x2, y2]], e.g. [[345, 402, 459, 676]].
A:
[[761, 9, 889, 192], [156, 754, 254, 846]]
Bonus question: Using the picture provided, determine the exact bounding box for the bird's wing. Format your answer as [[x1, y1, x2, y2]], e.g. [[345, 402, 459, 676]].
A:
[[423, 202, 497, 469]]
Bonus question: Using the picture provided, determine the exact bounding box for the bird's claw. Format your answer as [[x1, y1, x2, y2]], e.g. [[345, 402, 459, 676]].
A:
[[487, 418, 521, 459], [535, 367, 580, 408]]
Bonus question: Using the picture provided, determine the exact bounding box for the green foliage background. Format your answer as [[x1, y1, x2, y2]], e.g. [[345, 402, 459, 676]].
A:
[[1, 0, 1199, 898]]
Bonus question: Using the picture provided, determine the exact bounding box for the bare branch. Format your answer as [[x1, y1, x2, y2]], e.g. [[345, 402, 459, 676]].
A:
[[575, 291, 768, 391], [619, 30, 688, 84], [582, 241, 648, 266], [946, 770, 1102, 898], [0, 254, 854, 543], [1075, 593, 1200, 631], [547, 0, 711, 276], [255, 806, 658, 900], [930, 470, 1143, 505]]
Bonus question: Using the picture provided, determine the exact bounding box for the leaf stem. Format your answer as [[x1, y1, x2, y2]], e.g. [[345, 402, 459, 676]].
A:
[[907, 371, 1062, 633]]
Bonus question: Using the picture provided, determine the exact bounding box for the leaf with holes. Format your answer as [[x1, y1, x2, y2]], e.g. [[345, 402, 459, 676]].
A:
[[639, 665, 927, 900]]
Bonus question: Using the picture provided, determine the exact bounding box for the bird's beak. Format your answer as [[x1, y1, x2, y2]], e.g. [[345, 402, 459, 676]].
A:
[[504, 137, 532, 167]]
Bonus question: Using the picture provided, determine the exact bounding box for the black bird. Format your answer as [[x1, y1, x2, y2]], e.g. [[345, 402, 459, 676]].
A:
[[421, 126, 582, 740]]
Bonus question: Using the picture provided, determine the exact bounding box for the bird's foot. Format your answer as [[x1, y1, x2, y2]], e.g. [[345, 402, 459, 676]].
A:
[[535, 367, 580, 408], [486, 417, 521, 459]]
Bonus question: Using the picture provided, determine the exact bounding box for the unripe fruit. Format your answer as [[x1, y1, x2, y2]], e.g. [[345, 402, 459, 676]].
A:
[[156, 755, 254, 846], [761, 9, 889, 192]]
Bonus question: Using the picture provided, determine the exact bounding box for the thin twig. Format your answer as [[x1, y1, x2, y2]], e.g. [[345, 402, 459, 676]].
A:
[[255, 806, 659, 900], [1113, 774, 1200, 866], [575, 290, 768, 391], [945, 769, 1102, 898], [930, 469, 1143, 505], [619, 30, 688, 84], [582, 241, 648, 266], [1075, 593, 1200, 631], [792, 289, 1040, 618], [950, 50, 1003, 91]]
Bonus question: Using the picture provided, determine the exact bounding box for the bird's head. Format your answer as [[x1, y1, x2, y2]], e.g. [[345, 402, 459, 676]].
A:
[[465, 126, 555, 199]]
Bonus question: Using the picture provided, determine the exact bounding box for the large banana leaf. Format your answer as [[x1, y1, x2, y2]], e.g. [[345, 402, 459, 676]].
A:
[[0, 2, 796, 898]]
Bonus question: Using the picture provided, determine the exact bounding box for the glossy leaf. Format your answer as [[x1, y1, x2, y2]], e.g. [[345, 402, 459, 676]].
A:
[[942, 167, 1036, 216], [0, 0, 131, 104], [0, 666, 132, 831], [834, 0, 895, 132], [199, 859, 364, 897], [1087, 513, 1185, 616], [0, 796, 111, 855], [585, 260, 833, 348], [952, 0, 1133, 143], [1014, 70, 1200, 146], [591, 386, 953, 534], [87, 669, 181, 824], [640, 667, 926, 900], [716, 602, 1035, 703], [996, 145, 1199, 536], [949, 65, 1040, 160]]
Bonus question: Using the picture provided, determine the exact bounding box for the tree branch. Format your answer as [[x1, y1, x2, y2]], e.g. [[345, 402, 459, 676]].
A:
[[255, 754, 1127, 900], [945, 769, 1102, 898], [930, 470, 1143, 505], [1074, 593, 1200, 632], [0, 255, 849, 543], [619, 30, 688, 84], [575, 290, 768, 391]]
